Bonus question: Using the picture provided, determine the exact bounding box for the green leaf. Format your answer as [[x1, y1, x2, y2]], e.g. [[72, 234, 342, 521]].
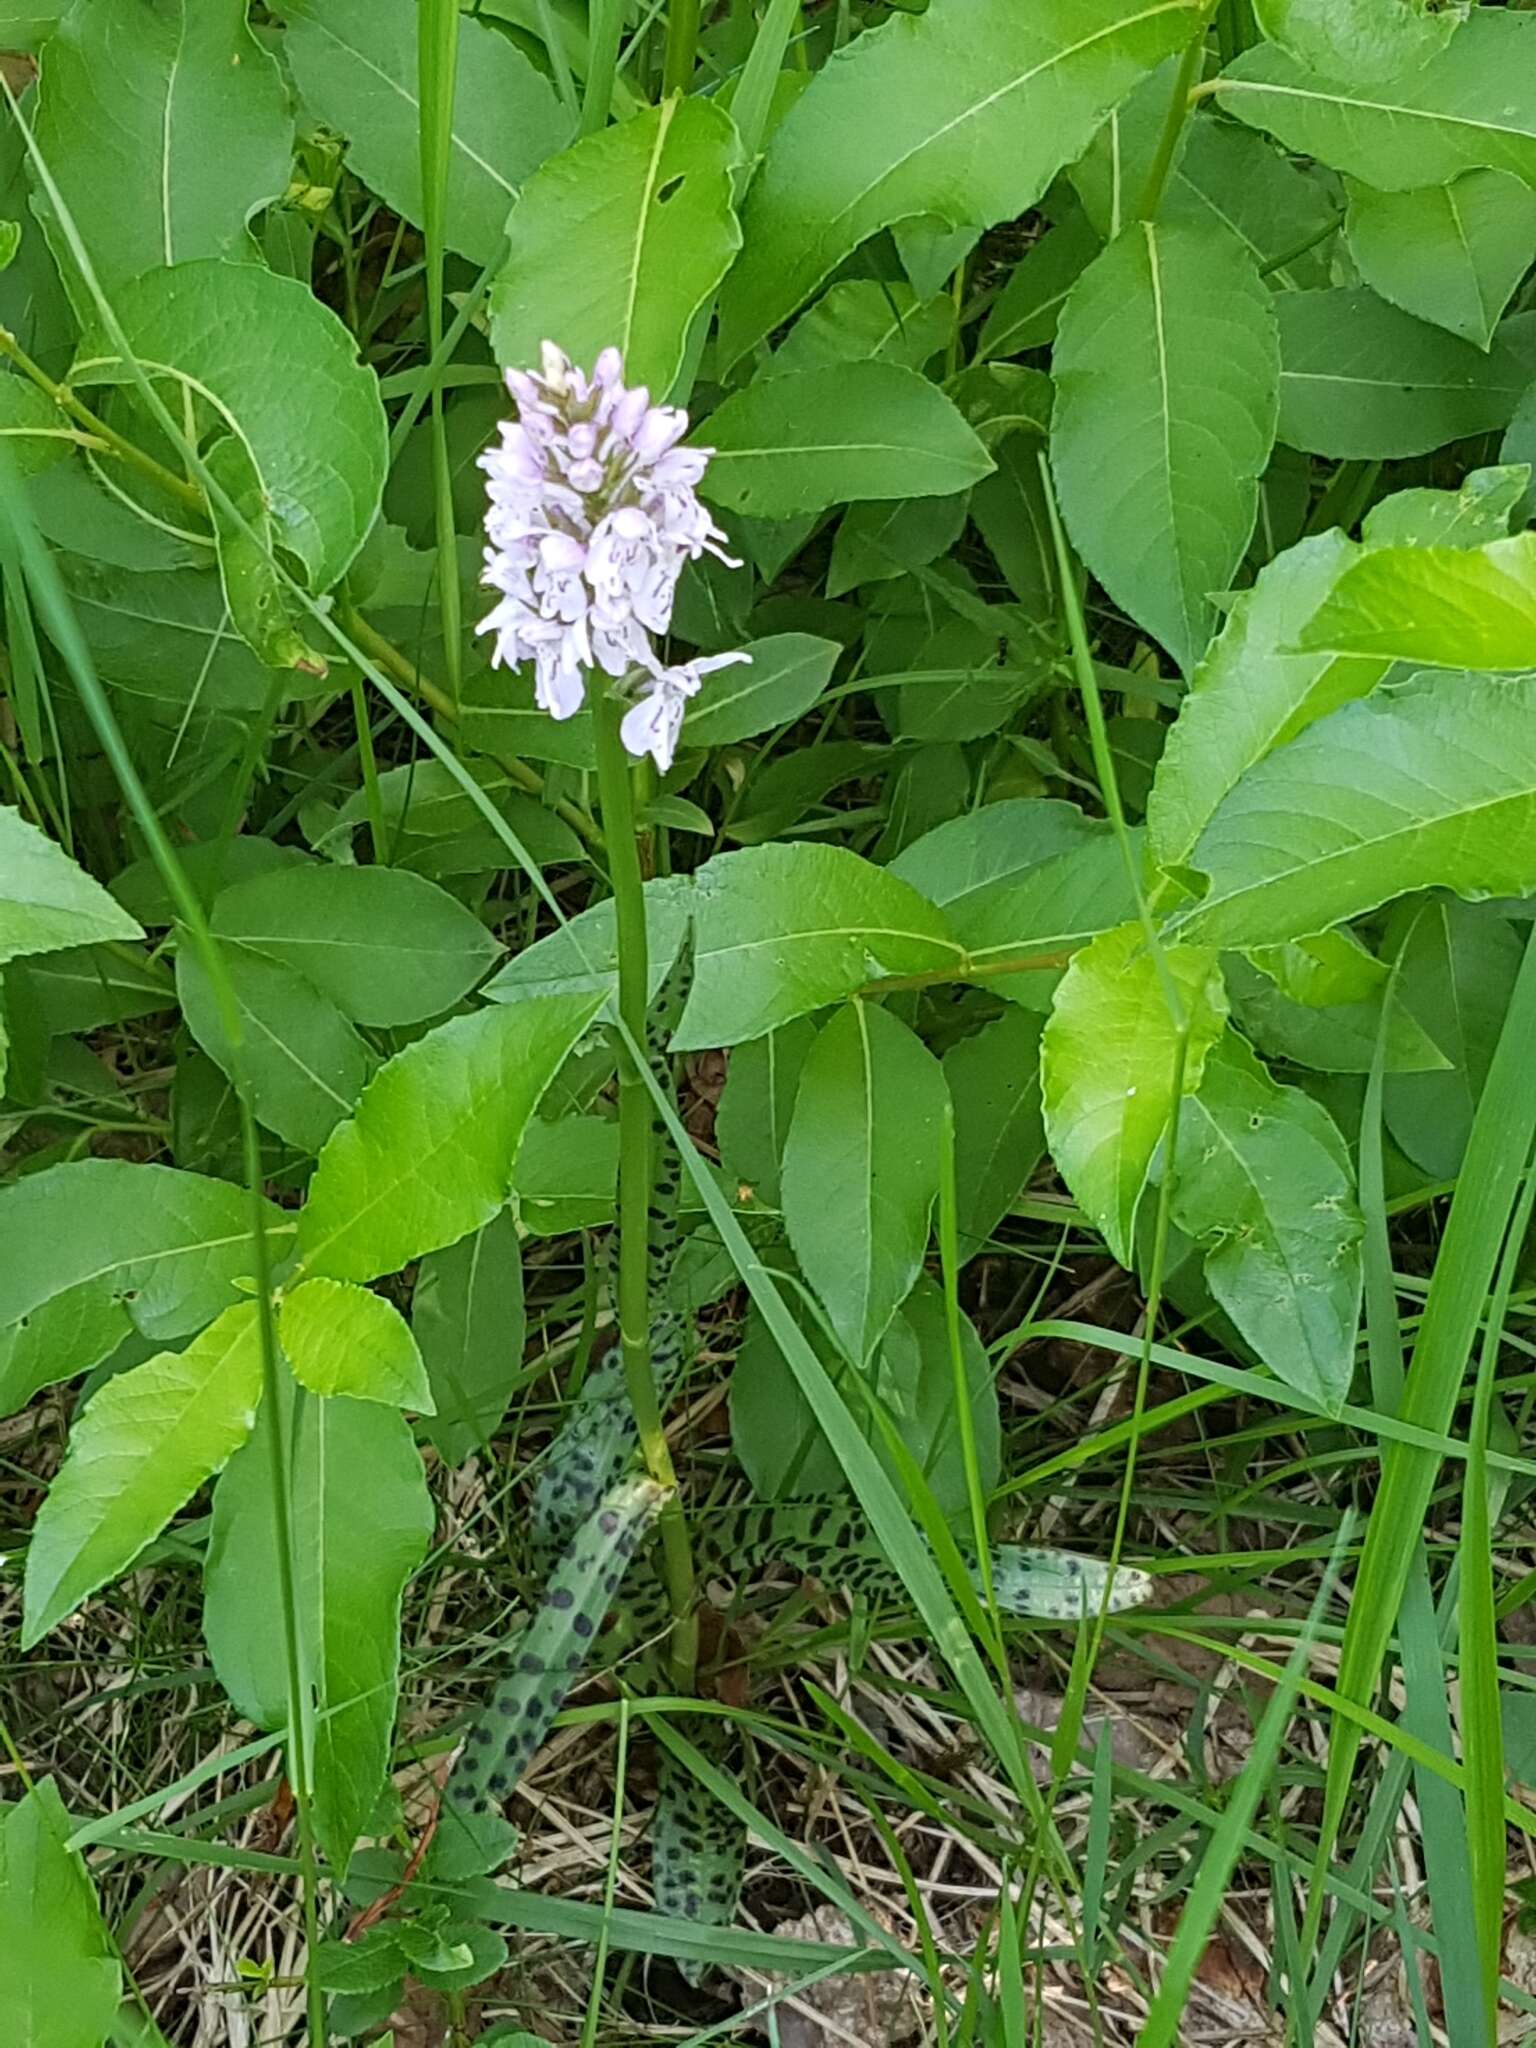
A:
[[204, 1375, 433, 1877], [1299, 532, 1536, 671], [1277, 288, 1529, 457], [674, 843, 962, 1049], [482, 876, 690, 1009], [781, 1000, 948, 1366], [1362, 464, 1530, 551], [1164, 116, 1339, 286], [298, 992, 602, 1282], [766, 280, 957, 379], [23, 1301, 265, 1645], [1224, 953, 1450, 1075], [412, 1208, 526, 1461], [701, 362, 993, 520], [279, 1277, 433, 1411], [73, 260, 388, 660], [979, 207, 1101, 360], [1218, 12, 1536, 189], [1178, 671, 1536, 949], [1051, 219, 1278, 674], [210, 863, 501, 1026], [1042, 921, 1228, 1265], [1253, 0, 1466, 81], [176, 942, 374, 1154], [514, 1116, 617, 1234], [0, 802, 143, 966], [716, 1016, 818, 1209], [284, 0, 570, 266], [718, 0, 1205, 362], [33, 0, 292, 289], [490, 96, 740, 398], [891, 797, 1135, 981], [1345, 170, 1536, 350], [681, 632, 839, 746], [1384, 899, 1522, 1179], [827, 493, 969, 599], [0, 1159, 290, 1416], [1147, 530, 1388, 874], [1171, 1033, 1362, 1411], [0, 1780, 120, 2048], [943, 1008, 1046, 1263], [22, 941, 174, 1033]]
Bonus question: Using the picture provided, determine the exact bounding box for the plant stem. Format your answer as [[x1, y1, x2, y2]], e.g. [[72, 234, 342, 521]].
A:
[[0, 326, 204, 512], [661, 0, 701, 96], [1135, 28, 1207, 222], [592, 687, 696, 1692]]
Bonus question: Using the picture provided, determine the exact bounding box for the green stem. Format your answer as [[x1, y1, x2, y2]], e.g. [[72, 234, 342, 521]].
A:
[[661, 0, 701, 96], [592, 687, 696, 1691], [0, 326, 204, 512], [1135, 27, 1207, 223]]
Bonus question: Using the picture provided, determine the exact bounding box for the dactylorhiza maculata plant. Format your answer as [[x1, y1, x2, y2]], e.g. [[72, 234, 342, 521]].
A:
[[476, 340, 748, 772]]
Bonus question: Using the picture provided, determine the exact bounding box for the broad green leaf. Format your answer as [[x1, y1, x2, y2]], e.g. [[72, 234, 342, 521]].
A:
[[1170, 1033, 1362, 1411], [1164, 116, 1339, 286], [701, 362, 993, 520], [1179, 671, 1536, 949], [827, 493, 969, 599], [285, 0, 570, 265], [1384, 899, 1521, 1179], [0, 374, 80, 474], [1362, 464, 1530, 550], [481, 875, 690, 1009], [1503, 386, 1536, 525], [177, 943, 373, 1154], [681, 633, 839, 746], [210, 863, 501, 1026], [34, 0, 291, 289], [412, 1209, 525, 1461], [716, 1017, 818, 1210], [0, 3, 67, 50], [0, 801, 142, 966], [718, 0, 1205, 361], [1224, 953, 1451, 1075], [1042, 922, 1228, 1265], [204, 1375, 433, 1877], [23, 941, 175, 1033], [490, 96, 740, 398], [0, 1159, 289, 1415], [0, 1780, 120, 2048], [514, 1115, 618, 1234], [766, 281, 957, 379], [1218, 12, 1536, 190], [970, 434, 1056, 619], [74, 261, 388, 662], [979, 207, 1101, 360], [781, 1000, 947, 1366], [1299, 533, 1536, 671], [892, 798, 1136, 981], [1277, 289, 1529, 458], [298, 992, 602, 1282], [674, 843, 962, 1049], [945, 362, 1053, 447], [280, 1277, 433, 1411], [943, 1007, 1046, 1263], [1148, 530, 1389, 874], [1247, 930, 1385, 1010], [1346, 170, 1536, 350], [1051, 219, 1279, 674], [23, 1301, 265, 1645], [1253, 0, 1467, 81]]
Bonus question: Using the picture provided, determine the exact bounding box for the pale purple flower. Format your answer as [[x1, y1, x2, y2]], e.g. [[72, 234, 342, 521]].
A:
[[477, 341, 747, 763]]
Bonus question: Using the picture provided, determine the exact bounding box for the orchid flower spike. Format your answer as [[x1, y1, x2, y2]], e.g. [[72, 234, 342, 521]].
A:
[[477, 342, 748, 771]]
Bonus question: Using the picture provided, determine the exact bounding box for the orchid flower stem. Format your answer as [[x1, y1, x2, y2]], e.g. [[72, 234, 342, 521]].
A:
[[593, 687, 698, 1693]]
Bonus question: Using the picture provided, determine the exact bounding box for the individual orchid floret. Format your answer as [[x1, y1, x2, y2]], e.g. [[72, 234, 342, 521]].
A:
[[476, 342, 747, 760], [620, 651, 751, 775]]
